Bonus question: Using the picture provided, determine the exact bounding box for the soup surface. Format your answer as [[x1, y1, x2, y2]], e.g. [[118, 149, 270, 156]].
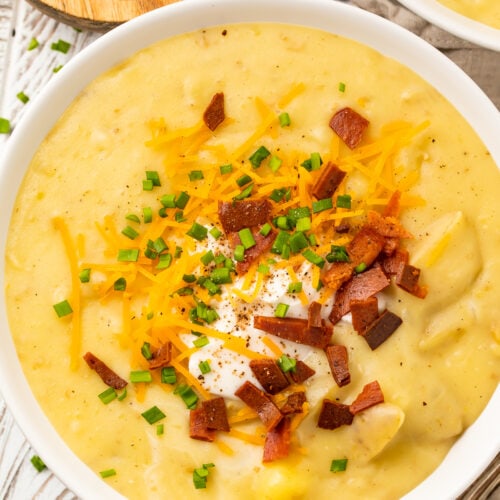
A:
[[5, 23, 500, 499], [437, 0, 500, 28]]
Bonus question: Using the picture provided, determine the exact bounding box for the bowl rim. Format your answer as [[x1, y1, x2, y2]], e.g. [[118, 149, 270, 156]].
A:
[[398, 0, 500, 51], [0, 0, 499, 498]]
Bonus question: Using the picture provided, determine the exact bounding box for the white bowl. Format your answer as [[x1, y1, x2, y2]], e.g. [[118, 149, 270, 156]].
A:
[[398, 0, 500, 51], [0, 1, 498, 498]]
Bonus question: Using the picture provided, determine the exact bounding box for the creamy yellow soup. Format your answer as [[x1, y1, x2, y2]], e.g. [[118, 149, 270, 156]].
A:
[[5, 24, 500, 499], [438, 0, 500, 28]]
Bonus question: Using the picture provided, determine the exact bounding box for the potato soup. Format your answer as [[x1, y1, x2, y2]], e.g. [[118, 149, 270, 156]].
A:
[[437, 0, 500, 29], [4, 23, 500, 499]]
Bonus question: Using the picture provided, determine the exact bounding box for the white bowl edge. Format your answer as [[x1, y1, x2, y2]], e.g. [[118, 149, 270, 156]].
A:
[[0, 1, 498, 498]]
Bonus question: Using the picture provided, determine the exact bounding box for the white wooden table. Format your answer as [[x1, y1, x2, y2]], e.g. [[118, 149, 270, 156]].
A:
[[0, 0, 499, 498]]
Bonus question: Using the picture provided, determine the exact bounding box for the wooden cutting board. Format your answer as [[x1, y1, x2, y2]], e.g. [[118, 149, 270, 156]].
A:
[[25, 0, 181, 32]]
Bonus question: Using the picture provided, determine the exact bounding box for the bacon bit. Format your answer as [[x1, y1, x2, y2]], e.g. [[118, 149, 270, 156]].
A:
[[263, 417, 292, 462], [361, 309, 402, 350], [249, 358, 290, 395], [323, 226, 386, 292], [203, 92, 225, 131], [228, 226, 277, 275], [280, 391, 306, 415], [380, 247, 409, 276], [396, 264, 427, 298], [350, 296, 379, 334], [329, 107, 369, 149], [317, 400, 354, 430], [83, 352, 127, 390], [311, 161, 346, 199], [289, 359, 316, 384], [349, 381, 385, 415], [382, 190, 402, 218], [218, 199, 272, 233], [148, 342, 172, 369], [366, 211, 413, 240], [325, 345, 350, 387], [308, 301, 323, 329], [254, 316, 332, 349], [189, 407, 216, 442], [202, 397, 230, 432], [329, 266, 390, 324], [234, 380, 283, 431]]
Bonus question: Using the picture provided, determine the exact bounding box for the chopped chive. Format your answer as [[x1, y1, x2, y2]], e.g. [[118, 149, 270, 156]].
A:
[[141, 405, 166, 424], [186, 222, 208, 241], [189, 170, 204, 181], [287, 281, 303, 294], [183, 274, 197, 283], [249, 145, 271, 168], [271, 230, 290, 254], [277, 354, 297, 373], [354, 262, 367, 273], [143, 179, 154, 191], [210, 267, 232, 284], [51, 39, 71, 53], [153, 237, 168, 254], [193, 335, 209, 348], [281, 243, 291, 260], [275, 303, 289, 318], [175, 384, 198, 409], [125, 213, 140, 223], [130, 370, 152, 383], [16, 91, 29, 104], [288, 206, 311, 225], [156, 253, 172, 269], [233, 183, 253, 200], [141, 342, 153, 360], [143, 206, 153, 223], [117, 248, 139, 262], [276, 216, 290, 230], [156, 423, 164, 436], [0, 118, 11, 134], [79, 268, 91, 283], [330, 458, 348, 472], [53, 65, 63, 73], [257, 264, 270, 274], [98, 387, 117, 404], [53, 299, 72, 317], [200, 250, 215, 266], [27, 38, 39, 51], [301, 152, 323, 172], [174, 286, 194, 296], [209, 226, 222, 239], [199, 360, 211, 374], [278, 112, 291, 127], [326, 245, 350, 263], [214, 254, 226, 265], [146, 170, 161, 186], [100, 468, 117, 478], [338, 82, 346, 93], [236, 174, 252, 187], [175, 191, 190, 209], [219, 163, 233, 174], [259, 223, 272, 237], [289, 231, 309, 253], [113, 277, 127, 291], [302, 248, 325, 268], [117, 388, 127, 401], [336, 194, 352, 209], [295, 216, 311, 232], [269, 188, 287, 203], [174, 210, 186, 222], [158, 207, 168, 218], [238, 227, 256, 249], [312, 198, 333, 213], [174, 246, 183, 258], [121, 225, 139, 240], [193, 463, 215, 489], [234, 244, 245, 262], [309, 233, 318, 246], [161, 366, 177, 384], [30, 455, 46, 472], [270, 156, 283, 174], [160, 193, 176, 208]]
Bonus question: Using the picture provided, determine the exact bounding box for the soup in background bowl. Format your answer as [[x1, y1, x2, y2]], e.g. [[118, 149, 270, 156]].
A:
[[0, 1, 499, 499]]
